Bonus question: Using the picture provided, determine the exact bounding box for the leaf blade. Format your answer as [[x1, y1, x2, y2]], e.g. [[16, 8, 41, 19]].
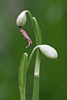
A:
[[18, 53, 28, 100]]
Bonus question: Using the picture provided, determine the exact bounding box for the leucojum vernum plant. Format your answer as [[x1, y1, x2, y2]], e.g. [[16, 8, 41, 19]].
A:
[[16, 10, 58, 100]]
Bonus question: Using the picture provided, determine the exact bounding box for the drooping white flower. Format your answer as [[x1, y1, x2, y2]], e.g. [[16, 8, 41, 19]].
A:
[[39, 45, 58, 59], [16, 11, 27, 27]]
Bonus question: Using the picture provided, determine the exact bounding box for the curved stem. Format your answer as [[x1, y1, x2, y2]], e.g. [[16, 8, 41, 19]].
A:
[[18, 10, 42, 100], [26, 10, 42, 45], [32, 17, 42, 100], [25, 10, 42, 100], [26, 45, 40, 73]]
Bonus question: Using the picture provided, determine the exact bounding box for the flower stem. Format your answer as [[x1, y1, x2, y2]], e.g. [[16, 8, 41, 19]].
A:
[[20, 10, 42, 100], [32, 18, 42, 100], [32, 50, 40, 100], [26, 46, 40, 73]]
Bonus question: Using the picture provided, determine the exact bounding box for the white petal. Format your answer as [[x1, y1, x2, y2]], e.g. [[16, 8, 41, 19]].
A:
[[39, 45, 58, 59], [16, 11, 27, 27]]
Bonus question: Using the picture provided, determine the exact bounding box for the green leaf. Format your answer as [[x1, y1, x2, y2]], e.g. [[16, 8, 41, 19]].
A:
[[33, 17, 42, 45], [18, 53, 28, 100]]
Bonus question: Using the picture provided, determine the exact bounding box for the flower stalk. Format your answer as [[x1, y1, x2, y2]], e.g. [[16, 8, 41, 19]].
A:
[[31, 17, 42, 100]]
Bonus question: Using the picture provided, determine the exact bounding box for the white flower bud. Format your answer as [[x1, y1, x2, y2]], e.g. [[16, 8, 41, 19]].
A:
[[16, 11, 27, 27], [39, 45, 58, 59]]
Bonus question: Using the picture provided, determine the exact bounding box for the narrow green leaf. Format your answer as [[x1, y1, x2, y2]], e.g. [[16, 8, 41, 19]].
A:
[[18, 53, 28, 100], [33, 17, 42, 45]]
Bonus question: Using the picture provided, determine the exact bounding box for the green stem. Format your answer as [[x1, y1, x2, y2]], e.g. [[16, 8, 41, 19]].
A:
[[18, 10, 42, 100], [32, 18, 42, 100], [25, 11, 42, 100], [26, 10, 42, 44], [32, 50, 40, 100], [26, 46, 40, 73], [26, 46, 40, 100]]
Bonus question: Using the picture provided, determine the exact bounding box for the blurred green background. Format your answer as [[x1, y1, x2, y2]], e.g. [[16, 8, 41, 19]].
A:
[[0, 0, 67, 100]]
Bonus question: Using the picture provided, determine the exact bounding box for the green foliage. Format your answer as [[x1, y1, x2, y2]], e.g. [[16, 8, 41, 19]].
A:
[[18, 53, 28, 100]]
